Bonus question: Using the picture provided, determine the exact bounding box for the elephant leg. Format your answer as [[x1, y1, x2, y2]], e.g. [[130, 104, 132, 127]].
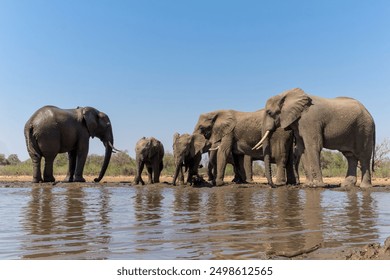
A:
[[179, 166, 185, 185], [274, 161, 287, 186], [65, 150, 77, 182], [215, 137, 233, 186], [43, 155, 56, 182], [134, 161, 145, 185], [207, 162, 214, 182], [74, 149, 88, 182], [360, 158, 373, 188], [292, 151, 301, 185], [153, 161, 161, 183], [244, 156, 253, 183], [301, 148, 325, 187], [146, 165, 153, 184], [31, 154, 43, 183], [298, 133, 325, 187], [342, 153, 358, 188], [232, 154, 246, 183]]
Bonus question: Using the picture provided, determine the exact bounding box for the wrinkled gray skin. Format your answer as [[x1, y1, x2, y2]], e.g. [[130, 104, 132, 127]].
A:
[[172, 133, 207, 186], [260, 88, 375, 188], [134, 137, 164, 185], [207, 146, 252, 185], [193, 109, 296, 186], [24, 106, 114, 183]]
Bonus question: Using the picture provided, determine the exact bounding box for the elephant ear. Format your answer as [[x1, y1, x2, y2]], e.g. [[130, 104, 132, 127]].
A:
[[280, 88, 312, 129], [83, 107, 99, 138], [191, 133, 206, 157], [211, 110, 236, 144]]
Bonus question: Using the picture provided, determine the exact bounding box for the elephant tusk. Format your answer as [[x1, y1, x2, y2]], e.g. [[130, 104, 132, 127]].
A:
[[209, 145, 220, 151], [252, 130, 270, 150], [108, 141, 123, 153]]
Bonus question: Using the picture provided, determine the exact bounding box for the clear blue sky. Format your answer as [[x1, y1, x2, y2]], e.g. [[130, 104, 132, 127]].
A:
[[0, 0, 389, 160]]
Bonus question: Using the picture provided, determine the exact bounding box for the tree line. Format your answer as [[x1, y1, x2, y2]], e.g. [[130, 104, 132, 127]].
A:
[[1, 138, 390, 178]]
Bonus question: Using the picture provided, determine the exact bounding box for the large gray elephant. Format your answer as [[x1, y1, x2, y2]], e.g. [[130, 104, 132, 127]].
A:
[[254, 88, 375, 188], [193, 109, 296, 186], [172, 133, 207, 186], [24, 105, 115, 183], [133, 137, 165, 185]]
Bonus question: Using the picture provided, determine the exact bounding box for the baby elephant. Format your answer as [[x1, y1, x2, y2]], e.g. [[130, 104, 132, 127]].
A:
[[133, 137, 164, 185]]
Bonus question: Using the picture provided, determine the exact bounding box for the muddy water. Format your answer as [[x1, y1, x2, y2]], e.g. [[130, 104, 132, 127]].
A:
[[0, 183, 389, 259]]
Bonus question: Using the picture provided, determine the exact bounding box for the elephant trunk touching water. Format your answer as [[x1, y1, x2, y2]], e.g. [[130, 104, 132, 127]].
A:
[[172, 133, 207, 186], [94, 128, 114, 182]]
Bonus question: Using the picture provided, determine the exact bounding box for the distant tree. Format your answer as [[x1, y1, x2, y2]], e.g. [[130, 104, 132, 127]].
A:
[[0, 154, 9, 165], [7, 154, 21, 165], [163, 152, 175, 175], [54, 153, 68, 167], [374, 138, 390, 168]]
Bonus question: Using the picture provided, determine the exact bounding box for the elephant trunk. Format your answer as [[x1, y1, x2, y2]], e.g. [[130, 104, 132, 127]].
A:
[[173, 162, 181, 186], [173, 156, 184, 185], [94, 130, 114, 182], [263, 137, 274, 187]]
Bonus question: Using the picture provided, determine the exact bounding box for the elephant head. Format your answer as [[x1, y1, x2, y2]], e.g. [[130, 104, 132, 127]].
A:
[[82, 107, 115, 182], [253, 88, 310, 185], [136, 137, 163, 160], [193, 110, 236, 147], [172, 133, 207, 185]]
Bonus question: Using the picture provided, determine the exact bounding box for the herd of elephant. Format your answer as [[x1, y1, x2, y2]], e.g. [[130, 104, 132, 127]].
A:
[[24, 88, 376, 188]]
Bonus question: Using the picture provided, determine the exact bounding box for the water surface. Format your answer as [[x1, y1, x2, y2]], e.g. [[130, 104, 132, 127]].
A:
[[0, 183, 389, 259]]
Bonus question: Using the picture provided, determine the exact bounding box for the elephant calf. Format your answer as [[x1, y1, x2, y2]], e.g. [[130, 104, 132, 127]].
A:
[[172, 133, 207, 186], [133, 137, 164, 185]]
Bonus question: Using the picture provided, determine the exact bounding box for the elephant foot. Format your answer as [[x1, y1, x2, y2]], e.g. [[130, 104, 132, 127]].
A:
[[216, 180, 224, 187], [64, 176, 74, 182], [341, 177, 357, 188], [32, 177, 43, 183], [275, 179, 287, 186], [360, 181, 373, 188], [305, 181, 326, 188], [73, 177, 86, 183], [43, 176, 56, 183]]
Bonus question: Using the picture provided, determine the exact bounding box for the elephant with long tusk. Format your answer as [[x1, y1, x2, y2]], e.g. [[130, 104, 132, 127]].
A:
[[259, 88, 375, 188]]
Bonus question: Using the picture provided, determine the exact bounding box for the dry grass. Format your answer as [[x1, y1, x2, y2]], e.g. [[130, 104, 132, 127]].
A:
[[1, 175, 389, 186]]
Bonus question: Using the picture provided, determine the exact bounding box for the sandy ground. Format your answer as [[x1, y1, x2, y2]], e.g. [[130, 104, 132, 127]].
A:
[[1, 174, 390, 185], [1, 174, 390, 260]]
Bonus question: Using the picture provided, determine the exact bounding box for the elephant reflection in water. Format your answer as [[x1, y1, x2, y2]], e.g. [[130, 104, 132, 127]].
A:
[[21, 187, 111, 259]]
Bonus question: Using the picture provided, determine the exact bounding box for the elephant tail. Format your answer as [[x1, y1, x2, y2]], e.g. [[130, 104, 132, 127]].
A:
[[24, 124, 41, 159]]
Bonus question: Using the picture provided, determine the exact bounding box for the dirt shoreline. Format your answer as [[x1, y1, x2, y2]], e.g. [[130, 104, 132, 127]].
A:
[[1, 175, 390, 260], [1, 175, 390, 185]]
